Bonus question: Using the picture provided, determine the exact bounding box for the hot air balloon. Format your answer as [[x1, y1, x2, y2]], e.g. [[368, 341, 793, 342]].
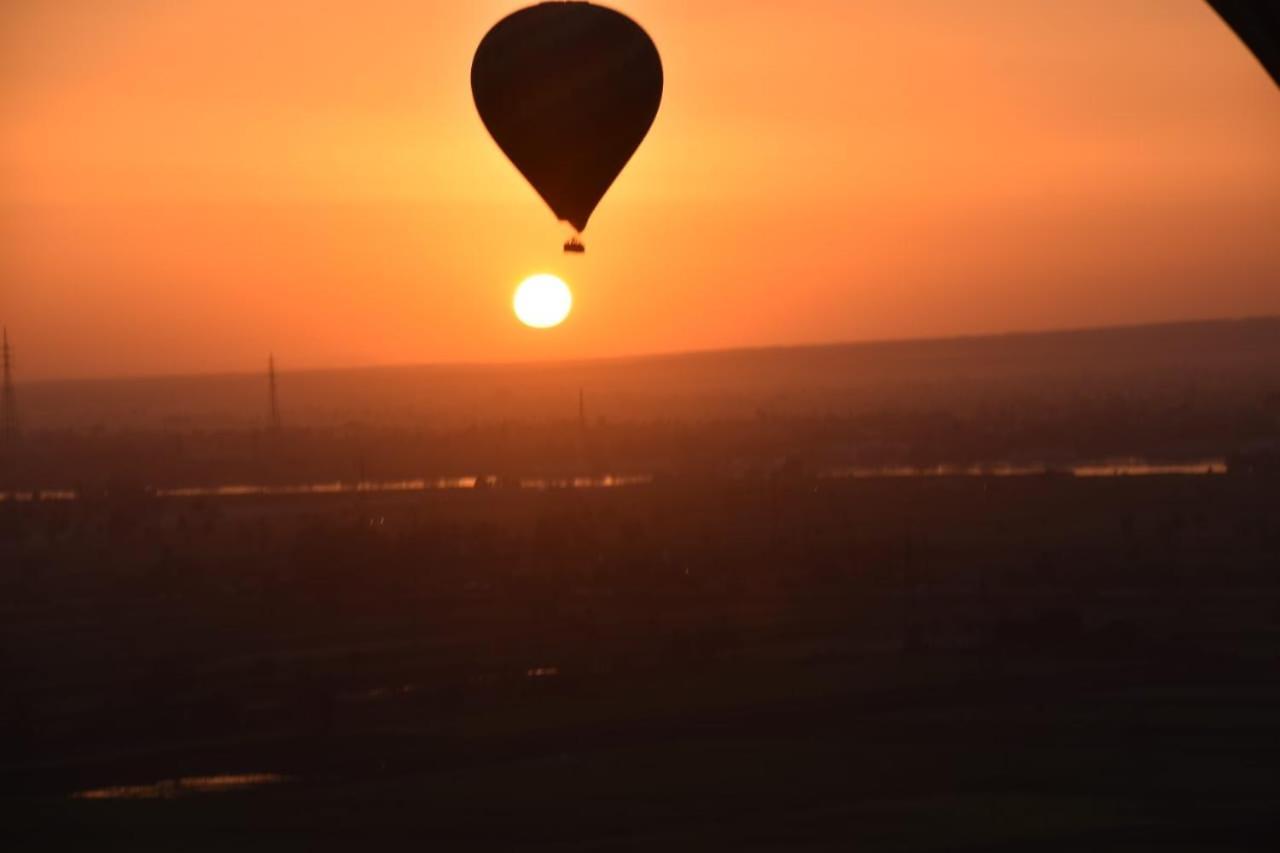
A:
[[471, 3, 663, 253], [1207, 1, 1280, 87]]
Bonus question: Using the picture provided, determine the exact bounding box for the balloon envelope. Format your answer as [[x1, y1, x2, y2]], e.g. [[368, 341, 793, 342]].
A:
[[471, 3, 663, 234], [1207, 1, 1280, 87]]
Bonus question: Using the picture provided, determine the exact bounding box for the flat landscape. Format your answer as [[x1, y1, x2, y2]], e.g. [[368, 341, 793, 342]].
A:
[[5, 469, 1278, 849], [7, 3, 1279, 847]]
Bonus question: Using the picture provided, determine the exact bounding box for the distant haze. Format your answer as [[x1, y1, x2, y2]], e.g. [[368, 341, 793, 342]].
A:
[[2, 0, 1279, 380], [15, 318, 1280, 430]]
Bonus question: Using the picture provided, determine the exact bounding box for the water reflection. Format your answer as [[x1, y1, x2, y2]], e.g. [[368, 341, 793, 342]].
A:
[[71, 773, 287, 800], [159, 477, 476, 497], [821, 458, 1226, 480], [0, 489, 77, 503], [0, 474, 653, 502], [1072, 459, 1226, 476], [0, 460, 1228, 503]]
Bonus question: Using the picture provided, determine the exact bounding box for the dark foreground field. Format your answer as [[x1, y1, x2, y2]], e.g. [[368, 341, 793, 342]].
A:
[[4, 472, 1279, 849]]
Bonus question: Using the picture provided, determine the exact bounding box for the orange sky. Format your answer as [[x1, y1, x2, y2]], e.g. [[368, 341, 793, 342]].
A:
[[2, 0, 1278, 380]]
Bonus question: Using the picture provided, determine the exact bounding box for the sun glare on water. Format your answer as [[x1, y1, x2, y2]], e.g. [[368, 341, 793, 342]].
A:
[[513, 274, 572, 328]]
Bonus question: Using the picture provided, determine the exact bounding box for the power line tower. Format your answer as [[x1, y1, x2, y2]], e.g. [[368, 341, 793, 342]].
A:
[[2, 327, 17, 444], [577, 386, 594, 477], [267, 353, 281, 433]]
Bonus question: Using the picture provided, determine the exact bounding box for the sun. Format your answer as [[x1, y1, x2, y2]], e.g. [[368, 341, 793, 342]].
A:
[[513, 274, 572, 328]]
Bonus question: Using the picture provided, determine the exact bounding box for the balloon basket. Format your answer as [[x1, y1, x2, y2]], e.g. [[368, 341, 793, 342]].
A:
[[563, 237, 585, 254]]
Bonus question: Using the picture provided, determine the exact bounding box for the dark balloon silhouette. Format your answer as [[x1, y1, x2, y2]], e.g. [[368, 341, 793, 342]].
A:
[[472, 2, 663, 253], [1208, 1, 1280, 87]]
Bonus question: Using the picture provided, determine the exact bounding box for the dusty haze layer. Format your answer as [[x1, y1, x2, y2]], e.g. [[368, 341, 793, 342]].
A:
[[12, 318, 1280, 430]]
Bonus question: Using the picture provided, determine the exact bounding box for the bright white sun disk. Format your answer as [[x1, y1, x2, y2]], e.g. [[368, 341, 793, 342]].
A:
[[513, 274, 572, 328]]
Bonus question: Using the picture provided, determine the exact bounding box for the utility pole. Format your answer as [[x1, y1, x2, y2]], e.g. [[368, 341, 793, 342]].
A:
[[578, 386, 592, 476], [2, 327, 17, 444], [267, 353, 281, 433]]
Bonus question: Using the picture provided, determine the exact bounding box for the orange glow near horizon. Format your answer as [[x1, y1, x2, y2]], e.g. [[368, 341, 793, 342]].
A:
[[2, 0, 1278, 380]]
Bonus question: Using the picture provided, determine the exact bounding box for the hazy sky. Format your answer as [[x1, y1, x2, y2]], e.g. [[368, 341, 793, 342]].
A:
[[2, 0, 1278, 380]]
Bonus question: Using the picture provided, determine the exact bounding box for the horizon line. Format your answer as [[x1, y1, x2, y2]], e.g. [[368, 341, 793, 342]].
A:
[[13, 312, 1280, 387]]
